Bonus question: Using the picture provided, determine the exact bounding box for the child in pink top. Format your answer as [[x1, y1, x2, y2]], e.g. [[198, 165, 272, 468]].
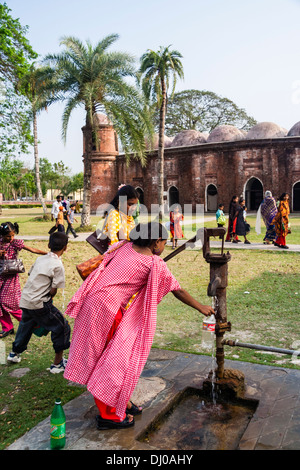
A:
[[0, 222, 47, 337]]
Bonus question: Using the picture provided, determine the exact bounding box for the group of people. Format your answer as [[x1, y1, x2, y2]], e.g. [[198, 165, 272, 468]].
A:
[[222, 191, 290, 249], [256, 191, 290, 249], [0, 184, 214, 431], [50, 194, 79, 238], [224, 196, 251, 244]]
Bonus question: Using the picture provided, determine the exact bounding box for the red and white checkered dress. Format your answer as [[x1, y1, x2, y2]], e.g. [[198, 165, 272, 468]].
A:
[[0, 237, 24, 319], [64, 241, 180, 418]]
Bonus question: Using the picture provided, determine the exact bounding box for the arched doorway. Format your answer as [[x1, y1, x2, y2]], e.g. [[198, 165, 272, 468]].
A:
[[169, 186, 179, 208], [293, 181, 300, 211], [206, 184, 218, 212], [245, 177, 263, 211]]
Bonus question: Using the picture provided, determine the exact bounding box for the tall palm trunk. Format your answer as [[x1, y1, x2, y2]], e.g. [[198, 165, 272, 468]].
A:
[[157, 79, 167, 221], [81, 120, 92, 227], [33, 111, 47, 215]]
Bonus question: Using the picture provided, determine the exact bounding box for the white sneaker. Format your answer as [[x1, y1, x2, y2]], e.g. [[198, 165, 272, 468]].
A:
[[48, 358, 67, 374], [7, 352, 21, 363]]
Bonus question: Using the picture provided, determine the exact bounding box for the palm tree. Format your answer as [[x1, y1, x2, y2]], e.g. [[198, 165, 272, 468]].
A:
[[20, 64, 56, 217], [44, 34, 152, 226], [139, 46, 184, 220]]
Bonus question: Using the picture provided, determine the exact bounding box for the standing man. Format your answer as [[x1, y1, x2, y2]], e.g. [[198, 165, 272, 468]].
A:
[[51, 195, 62, 222]]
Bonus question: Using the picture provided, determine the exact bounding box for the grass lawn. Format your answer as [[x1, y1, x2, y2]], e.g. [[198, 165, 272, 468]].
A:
[[0, 208, 299, 449]]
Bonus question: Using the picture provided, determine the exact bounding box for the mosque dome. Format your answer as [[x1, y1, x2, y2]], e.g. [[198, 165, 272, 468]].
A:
[[171, 130, 207, 147], [287, 121, 300, 136], [207, 125, 245, 143], [246, 122, 287, 139], [145, 133, 173, 150]]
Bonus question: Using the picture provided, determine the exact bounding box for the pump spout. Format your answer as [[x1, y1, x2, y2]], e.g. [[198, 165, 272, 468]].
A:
[[207, 275, 221, 297]]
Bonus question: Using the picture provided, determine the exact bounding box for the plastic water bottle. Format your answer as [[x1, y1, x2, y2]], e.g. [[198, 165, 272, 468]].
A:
[[202, 315, 216, 350], [50, 399, 66, 449]]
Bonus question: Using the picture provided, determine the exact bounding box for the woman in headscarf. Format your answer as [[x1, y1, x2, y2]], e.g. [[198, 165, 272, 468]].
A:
[[255, 191, 278, 244], [273, 193, 290, 249]]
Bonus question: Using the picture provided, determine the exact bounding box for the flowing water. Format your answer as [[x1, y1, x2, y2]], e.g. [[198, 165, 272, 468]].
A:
[[210, 296, 218, 405]]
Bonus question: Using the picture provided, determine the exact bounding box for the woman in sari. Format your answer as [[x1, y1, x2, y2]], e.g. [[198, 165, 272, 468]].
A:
[[225, 195, 239, 242], [273, 193, 290, 249], [235, 198, 251, 244], [170, 204, 184, 249], [64, 222, 214, 430], [255, 191, 278, 244], [97, 185, 138, 247]]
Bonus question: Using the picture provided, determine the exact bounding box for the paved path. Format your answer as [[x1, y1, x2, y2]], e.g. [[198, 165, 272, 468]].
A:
[[16, 232, 300, 252], [7, 349, 300, 451]]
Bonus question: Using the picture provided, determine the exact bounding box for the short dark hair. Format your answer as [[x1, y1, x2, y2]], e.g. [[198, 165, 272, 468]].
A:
[[129, 222, 168, 247], [70, 203, 76, 208], [218, 203, 224, 208], [49, 232, 68, 251], [0, 221, 19, 235]]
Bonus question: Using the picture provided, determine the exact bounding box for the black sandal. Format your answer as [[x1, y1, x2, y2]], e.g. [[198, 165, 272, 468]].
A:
[[96, 414, 134, 430], [126, 401, 142, 415]]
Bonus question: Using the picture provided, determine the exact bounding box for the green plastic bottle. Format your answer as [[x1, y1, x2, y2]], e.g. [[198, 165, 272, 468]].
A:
[[50, 399, 66, 449]]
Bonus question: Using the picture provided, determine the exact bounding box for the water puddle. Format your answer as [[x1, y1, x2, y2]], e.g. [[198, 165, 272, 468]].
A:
[[139, 388, 257, 450]]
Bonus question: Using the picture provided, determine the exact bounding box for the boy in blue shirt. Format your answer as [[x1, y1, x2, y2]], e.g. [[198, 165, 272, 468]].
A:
[[216, 204, 225, 227]]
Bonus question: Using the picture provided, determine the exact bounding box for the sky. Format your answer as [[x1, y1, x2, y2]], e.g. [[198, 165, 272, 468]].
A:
[[5, 0, 300, 174]]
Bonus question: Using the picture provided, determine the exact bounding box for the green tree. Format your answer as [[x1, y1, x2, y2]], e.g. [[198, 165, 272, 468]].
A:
[[0, 81, 33, 158], [0, 157, 23, 199], [20, 64, 56, 215], [39, 157, 57, 198], [139, 46, 184, 219], [61, 172, 84, 199], [53, 161, 71, 193], [162, 89, 257, 136], [0, 3, 37, 158], [0, 2, 37, 85], [44, 34, 152, 226]]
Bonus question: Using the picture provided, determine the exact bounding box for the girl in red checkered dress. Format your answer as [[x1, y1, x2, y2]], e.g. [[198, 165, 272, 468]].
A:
[[0, 222, 47, 338], [64, 222, 214, 430]]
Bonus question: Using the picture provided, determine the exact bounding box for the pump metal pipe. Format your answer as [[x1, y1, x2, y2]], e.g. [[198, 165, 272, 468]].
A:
[[222, 339, 299, 356]]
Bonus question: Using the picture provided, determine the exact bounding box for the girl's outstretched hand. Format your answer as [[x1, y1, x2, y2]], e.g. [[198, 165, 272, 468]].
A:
[[172, 288, 215, 317]]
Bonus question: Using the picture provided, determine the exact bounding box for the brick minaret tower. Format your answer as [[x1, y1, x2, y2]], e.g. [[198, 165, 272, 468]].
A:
[[82, 113, 119, 214]]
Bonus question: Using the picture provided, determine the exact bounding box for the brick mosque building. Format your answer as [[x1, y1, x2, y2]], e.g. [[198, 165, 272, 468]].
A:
[[84, 113, 300, 214]]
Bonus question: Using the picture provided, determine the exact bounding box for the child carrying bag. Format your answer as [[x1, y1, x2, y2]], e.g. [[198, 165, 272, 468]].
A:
[[217, 214, 226, 226], [0, 258, 25, 275]]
